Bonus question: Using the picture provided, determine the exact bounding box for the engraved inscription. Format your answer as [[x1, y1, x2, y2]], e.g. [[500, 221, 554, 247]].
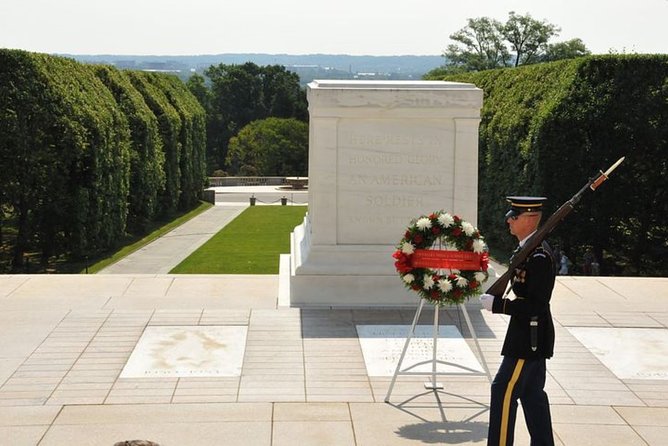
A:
[[356, 325, 484, 376], [336, 120, 454, 244], [348, 153, 440, 166], [351, 174, 443, 187], [343, 132, 443, 148]]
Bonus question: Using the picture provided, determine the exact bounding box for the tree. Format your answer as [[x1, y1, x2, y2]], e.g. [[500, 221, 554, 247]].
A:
[[445, 17, 510, 71], [203, 63, 307, 173], [225, 118, 308, 176], [186, 73, 211, 111], [439, 12, 587, 73], [542, 38, 591, 62], [502, 11, 560, 66]]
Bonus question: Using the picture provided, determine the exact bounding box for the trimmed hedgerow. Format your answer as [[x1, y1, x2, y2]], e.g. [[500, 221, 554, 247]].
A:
[[0, 50, 131, 263], [125, 70, 183, 216], [91, 65, 165, 232], [429, 55, 668, 275], [145, 72, 207, 210], [0, 50, 207, 270]]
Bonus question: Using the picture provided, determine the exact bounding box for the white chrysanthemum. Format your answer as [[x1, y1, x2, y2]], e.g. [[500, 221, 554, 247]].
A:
[[450, 269, 461, 274], [461, 221, 475, 236], [438, 280, 453, 293], [403, 273, 415, 284], [401, 242, 415, 254], [416, 217, 432, 230], [472, 239, 486, 254], [455, 275, 468, 287], [423, 274, 435, 289], [474, 271, 487, 283], [438, 213, 454, 227]]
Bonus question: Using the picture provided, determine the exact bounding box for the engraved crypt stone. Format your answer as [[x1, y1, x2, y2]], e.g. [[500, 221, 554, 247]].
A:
[[282, 80, 483, 307]]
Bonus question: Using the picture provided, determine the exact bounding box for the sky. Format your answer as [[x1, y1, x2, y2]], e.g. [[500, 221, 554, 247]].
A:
[[1, 0, 666, 56]]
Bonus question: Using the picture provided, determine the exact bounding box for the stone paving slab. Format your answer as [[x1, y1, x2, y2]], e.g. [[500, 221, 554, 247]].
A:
[[0, 274, 666, 445]]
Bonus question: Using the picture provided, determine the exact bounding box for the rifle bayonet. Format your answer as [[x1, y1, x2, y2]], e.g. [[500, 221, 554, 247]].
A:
[[485, 156, 625, 298]]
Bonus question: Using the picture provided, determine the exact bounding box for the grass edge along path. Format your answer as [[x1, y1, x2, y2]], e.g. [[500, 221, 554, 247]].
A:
[[88, 201, 213, 274], [170, 205, 307, 274]]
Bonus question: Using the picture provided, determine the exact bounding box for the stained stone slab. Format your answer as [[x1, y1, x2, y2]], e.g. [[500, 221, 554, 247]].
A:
[[567, 327, 668, 380], [120, 326, 247, 378], [356, 325, 484, 376]]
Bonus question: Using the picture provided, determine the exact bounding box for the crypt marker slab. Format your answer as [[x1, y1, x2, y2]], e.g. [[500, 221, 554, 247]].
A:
[[356, 324, 484, 376], [567, 327, 668, 380], [120, 326, 247, 378]]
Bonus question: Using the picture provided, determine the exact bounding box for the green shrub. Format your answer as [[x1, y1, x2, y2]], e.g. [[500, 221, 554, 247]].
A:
[[435, 55, 667, 275], [146, 73, 207, 210], [0, 50, 131, 264], [91, 65, 165, 232], [126, 70, 183, 215]]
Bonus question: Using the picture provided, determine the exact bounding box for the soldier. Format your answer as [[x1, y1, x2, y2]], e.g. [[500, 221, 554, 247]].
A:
[[480, 196, 556, 446]]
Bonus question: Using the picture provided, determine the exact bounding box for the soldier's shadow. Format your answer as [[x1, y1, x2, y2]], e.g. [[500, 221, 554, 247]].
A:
[[396, 421, 488, 444]]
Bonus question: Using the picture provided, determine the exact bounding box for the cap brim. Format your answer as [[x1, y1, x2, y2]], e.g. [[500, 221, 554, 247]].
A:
[[505, 209, 519, 220]]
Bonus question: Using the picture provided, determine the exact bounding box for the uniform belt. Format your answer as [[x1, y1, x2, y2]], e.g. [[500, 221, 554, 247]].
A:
[[530, 317, 539, 351]]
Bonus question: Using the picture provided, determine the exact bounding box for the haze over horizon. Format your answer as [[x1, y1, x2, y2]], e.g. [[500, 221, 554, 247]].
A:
[[1, 0, 666, 57]]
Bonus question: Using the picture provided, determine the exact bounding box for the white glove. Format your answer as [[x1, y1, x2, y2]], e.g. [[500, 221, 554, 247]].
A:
[[479, 293, 495, 312]]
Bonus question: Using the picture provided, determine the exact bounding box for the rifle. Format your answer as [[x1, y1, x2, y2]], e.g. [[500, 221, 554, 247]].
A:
[[486, 157, 625, 298]]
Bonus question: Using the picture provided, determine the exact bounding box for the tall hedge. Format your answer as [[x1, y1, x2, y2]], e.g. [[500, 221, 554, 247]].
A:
[[0, 50, 131, 263], [434, 55, 667, 275], [91, 66, 166, 231], [125, 71, 183, 215], [0, 50, 207, 270], [145, 73, 207, 209]]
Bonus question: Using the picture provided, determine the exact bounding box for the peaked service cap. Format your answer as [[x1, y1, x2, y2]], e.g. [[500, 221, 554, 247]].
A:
[[505, 196, 547, 220]]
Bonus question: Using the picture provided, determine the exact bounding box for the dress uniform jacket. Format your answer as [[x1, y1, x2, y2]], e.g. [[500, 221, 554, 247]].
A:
[[492, 241, 556, 359]]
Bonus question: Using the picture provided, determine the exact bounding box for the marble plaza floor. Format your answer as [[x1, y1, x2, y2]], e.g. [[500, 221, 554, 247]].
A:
[[1, 273, 667, 445]]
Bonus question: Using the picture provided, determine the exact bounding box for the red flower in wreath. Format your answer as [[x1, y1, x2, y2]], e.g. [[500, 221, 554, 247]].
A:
[[393, 211, 490, 306]]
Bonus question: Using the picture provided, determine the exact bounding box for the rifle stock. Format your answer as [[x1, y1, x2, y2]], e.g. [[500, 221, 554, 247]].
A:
[[485, 156, 624, 298]]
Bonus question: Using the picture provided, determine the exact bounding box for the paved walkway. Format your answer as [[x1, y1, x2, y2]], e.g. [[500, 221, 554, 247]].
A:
[[1, 273, 667, 445]]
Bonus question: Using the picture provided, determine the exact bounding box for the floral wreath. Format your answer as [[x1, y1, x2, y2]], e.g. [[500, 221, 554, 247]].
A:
[[392, 211, 490, 306]]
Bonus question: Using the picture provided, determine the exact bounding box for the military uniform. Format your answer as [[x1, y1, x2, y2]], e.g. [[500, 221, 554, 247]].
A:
[[494, 241, 556, 359], [487, 197, 556, 446]]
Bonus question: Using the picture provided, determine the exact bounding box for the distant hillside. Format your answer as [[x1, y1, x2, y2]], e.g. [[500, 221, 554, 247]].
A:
[[60, 53, 444, 84]]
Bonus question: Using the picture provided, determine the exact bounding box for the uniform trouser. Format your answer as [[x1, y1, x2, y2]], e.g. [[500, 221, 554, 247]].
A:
[[487, 356, 554, 446]]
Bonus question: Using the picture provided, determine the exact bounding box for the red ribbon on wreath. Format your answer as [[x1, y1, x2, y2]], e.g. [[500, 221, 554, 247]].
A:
[[410, 249, 489, 271]]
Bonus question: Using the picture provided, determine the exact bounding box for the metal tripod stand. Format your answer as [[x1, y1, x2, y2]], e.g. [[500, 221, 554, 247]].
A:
[[384, 298, 492, 402]]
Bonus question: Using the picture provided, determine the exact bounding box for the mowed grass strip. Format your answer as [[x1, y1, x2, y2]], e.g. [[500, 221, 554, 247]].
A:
[[170, 205, 307, 274]]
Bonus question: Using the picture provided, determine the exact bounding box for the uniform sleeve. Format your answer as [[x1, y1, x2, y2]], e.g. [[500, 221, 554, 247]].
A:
[[492, 252, 553, 317]]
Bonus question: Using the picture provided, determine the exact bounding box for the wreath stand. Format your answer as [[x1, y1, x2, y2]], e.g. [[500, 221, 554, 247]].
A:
[[384, 297, 492, 402], [388, 212, 493, 403]]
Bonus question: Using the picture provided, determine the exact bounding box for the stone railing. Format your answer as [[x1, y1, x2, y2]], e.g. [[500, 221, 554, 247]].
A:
[[208, 176, 285, 187], [208, 176, 308, 188]]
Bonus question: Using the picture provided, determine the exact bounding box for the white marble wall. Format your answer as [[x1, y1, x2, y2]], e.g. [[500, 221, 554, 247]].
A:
[[284, 80, 483, 307]]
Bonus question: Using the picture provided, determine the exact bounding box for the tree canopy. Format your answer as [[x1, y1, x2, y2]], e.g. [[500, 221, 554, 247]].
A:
[[225, 117, 308, 176], [439, 12, 589, 73], [201, 62, 307, 174]]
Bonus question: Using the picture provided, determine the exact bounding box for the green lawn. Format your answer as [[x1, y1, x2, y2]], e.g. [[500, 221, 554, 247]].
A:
[[170, 205, 307, 274]]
